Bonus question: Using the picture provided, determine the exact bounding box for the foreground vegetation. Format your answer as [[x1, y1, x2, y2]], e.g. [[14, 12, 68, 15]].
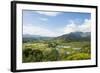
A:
[[22, 39, 91, 63]]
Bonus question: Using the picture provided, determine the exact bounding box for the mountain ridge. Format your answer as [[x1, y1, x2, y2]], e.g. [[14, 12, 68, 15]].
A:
[[23, 32, 91, 42], [56, 32, 91, 42]]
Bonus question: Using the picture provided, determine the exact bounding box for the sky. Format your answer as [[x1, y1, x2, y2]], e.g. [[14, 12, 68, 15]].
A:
[[23, 10, 91, 37]]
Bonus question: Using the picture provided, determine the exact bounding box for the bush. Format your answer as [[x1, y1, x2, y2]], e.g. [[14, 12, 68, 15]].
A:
[[22, 48, 43, 62], [43, 48, 59, 61]]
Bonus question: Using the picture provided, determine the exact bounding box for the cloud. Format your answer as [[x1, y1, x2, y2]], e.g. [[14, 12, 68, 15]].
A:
[[79, 19, 91, 32], [36, 11, 61, 16], [63, 19, 91, 34], [23, 19, 91, 37], [39, 17, 48, 21], [23, 24, 59, 37]]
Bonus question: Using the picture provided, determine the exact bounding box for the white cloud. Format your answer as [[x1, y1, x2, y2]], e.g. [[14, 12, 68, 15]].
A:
[[79, 19, 91, 32], [23, 24, 59, 37], [39, 17, 48, 21], [23, 19, 91, 37], [63, 19, 91, 34], [36, 11, 61, 16]]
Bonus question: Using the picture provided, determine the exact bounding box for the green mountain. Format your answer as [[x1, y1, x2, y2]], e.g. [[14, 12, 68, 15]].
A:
[[56, 32, 91, 42], [23, 32, 91, 43]]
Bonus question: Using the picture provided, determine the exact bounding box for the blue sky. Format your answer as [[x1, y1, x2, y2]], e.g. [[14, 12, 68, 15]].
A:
[[23, 10, 91, 37]]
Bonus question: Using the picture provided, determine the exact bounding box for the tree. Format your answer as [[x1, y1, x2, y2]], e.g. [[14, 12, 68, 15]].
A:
[[43, 49, 59, 61], [48, 42, 58, 48], [31, 49, 43, 62], [22, 49, 43, 62]]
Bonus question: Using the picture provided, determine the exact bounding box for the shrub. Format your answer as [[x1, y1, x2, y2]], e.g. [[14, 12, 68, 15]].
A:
[[22, 49, 43, 62]]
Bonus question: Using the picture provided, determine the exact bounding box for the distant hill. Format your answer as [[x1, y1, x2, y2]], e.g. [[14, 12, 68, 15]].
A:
[[23, 34, 53, 42], [23, 32, 91, 43], [56, 32, 91, 42], [23, 34, 42, 38]]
